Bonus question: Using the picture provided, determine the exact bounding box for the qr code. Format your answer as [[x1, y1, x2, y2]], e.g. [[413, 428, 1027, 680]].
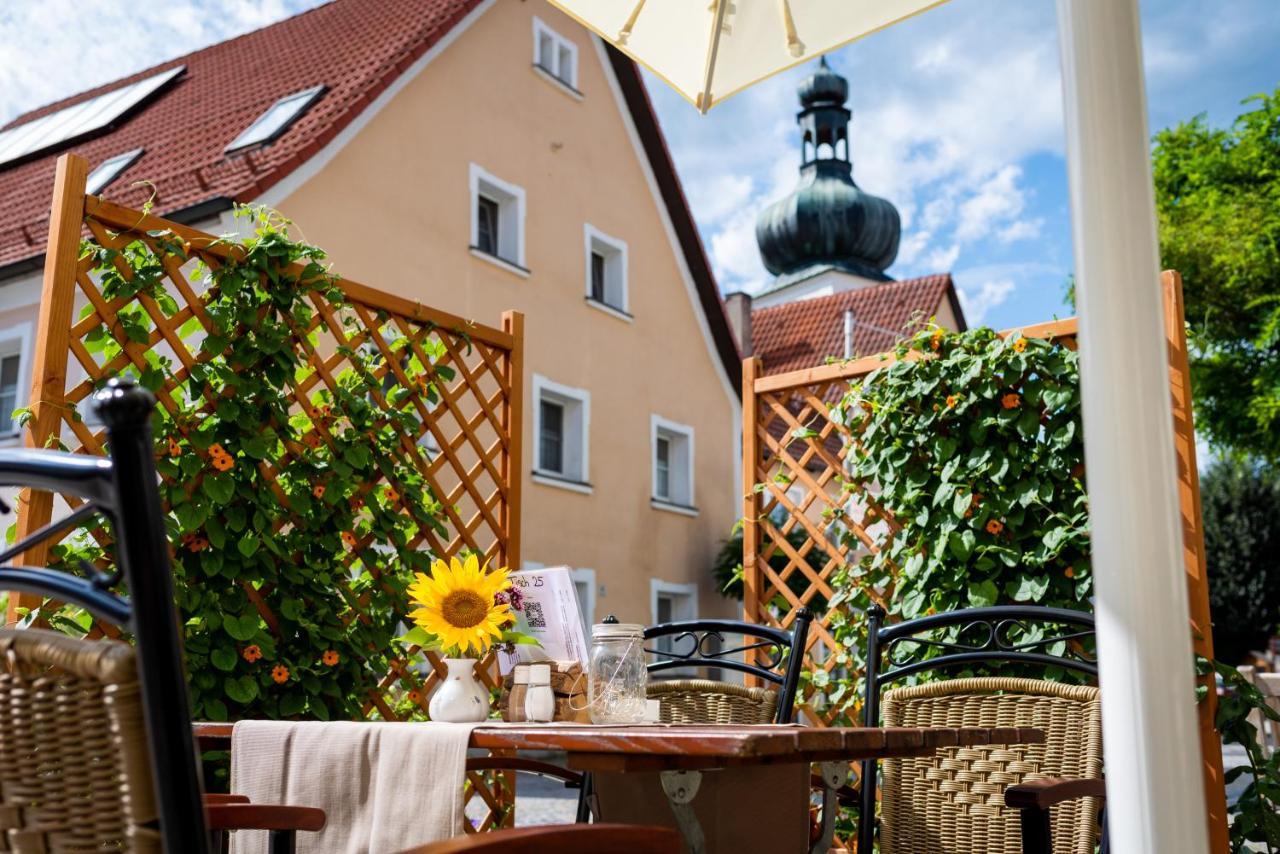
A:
[[525, 601, 546, 629]]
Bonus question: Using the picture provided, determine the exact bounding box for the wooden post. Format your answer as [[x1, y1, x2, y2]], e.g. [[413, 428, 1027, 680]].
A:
[[501, 310, 524, 573], [8, 153, 87, 625], [1162, 270, 1230, 853], [741, 357, 762, 673]]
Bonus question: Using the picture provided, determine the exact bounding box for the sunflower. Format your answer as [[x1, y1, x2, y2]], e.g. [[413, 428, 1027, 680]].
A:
[[407, 555, 512, 656]]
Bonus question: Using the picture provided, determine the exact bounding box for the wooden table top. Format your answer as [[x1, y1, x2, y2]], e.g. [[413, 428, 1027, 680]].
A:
[[194, 722, 1044, 773]]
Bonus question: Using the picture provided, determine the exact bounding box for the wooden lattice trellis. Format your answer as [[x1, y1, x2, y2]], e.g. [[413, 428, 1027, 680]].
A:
[[741, 272, 1230, 851], [12, 154, 524, 832]]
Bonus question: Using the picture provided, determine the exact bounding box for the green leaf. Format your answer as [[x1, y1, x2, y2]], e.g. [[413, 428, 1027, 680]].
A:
[[948, 529, 975, 562], [224, 675, 259, 704], [397, 626, 438, 649], [225, 614, 260, 642], [966, 579, 999, 607], [1007, 573, 1050, 602], [237, 534, 261, 557], [279, 692, 307, 716], [211, 647, 238, 672], [203, 472, 235, 504]]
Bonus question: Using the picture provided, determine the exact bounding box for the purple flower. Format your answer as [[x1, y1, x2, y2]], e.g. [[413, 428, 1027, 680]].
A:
[[508, 586, 524, 612], [493, 590, 509, 607]]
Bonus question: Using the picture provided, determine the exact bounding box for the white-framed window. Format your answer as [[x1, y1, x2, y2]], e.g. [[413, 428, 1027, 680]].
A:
[[226, 85, 325, 153], [533, 17, 579, 92], [469, 164, 527, 275], [650, 415, 695, 513], [571, 567, 597, 629], [651, 579, 699, 653], [532, 374, 590, 492], [86, 149, 144, 195], [0, 323, 33, 437], [584, 224, 629, 318]]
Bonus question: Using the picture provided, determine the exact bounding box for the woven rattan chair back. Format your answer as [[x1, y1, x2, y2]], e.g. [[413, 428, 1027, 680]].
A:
[[647, 678, 780, 724], [0, 381, 208, 850], [879, 677, 1102, 854], [0, 628, 161, 852], [642, 610, 812, 724]]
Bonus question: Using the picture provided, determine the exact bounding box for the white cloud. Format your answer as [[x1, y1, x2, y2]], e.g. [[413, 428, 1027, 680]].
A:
[[958, 279, 1015, 325], [0, 1, 320, 125]]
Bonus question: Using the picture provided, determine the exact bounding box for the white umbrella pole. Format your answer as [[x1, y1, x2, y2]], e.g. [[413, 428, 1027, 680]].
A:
[[1055, 2, 1209, 852]]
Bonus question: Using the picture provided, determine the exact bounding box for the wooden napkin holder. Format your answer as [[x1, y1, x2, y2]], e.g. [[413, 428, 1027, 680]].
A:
[[499, 660, 591, 723]]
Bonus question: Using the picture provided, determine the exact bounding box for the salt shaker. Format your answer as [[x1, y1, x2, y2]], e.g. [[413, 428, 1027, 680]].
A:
[[524, 663, 555, 723]]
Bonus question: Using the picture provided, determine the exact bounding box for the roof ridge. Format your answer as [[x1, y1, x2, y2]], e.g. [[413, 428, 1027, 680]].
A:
[[2, 1, 340, 130]]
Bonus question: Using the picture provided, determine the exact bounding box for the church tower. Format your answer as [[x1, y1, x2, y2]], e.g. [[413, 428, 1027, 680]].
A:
[[753, 59, 901, 309]]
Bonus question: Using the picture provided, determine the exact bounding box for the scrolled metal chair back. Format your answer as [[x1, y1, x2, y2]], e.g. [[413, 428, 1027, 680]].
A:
[[643, 609, 812, 724], [0, 379, 207, 851]]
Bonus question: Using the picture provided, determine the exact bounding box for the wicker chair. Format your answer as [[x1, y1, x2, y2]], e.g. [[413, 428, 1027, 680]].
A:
[[0, 380, 322, 851], [855, 605, 1107, 854]]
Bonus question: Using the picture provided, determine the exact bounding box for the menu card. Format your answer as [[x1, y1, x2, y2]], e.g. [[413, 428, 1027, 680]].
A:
[[498, 566, 589, 675]]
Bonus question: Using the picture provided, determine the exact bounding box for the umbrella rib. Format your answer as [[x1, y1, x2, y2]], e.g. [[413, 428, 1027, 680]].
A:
[[617, 0, 646, 44], [779, 0, 804, 57], [698, 0, 731, 113]]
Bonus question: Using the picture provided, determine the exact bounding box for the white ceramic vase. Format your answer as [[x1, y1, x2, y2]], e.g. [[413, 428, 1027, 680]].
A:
[[428, 658, 490, 722]]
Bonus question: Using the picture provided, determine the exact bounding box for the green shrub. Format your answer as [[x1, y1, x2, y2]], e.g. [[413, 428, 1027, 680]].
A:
[[1201, 459, 1280, 665]]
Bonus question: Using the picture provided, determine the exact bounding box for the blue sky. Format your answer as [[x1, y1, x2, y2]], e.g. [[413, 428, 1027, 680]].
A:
[[2, 0, 1277, 330]]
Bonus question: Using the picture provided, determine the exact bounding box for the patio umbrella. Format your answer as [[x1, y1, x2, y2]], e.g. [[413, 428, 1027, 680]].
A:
[[545, 0, 948, 112], [552, 1, 1215, 852]]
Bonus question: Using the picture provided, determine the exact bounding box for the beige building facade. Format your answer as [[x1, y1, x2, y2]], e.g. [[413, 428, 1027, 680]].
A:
[[0, 0, 743, 627]]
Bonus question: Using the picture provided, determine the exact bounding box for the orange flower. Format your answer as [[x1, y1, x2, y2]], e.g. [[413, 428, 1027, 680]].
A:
[[271, 665, 290, 684], [986, 519, 1004, 535], [211, 453, 234, 472], [383, 486, 400, 503], [925, 606, 937, 616], [322, 650, 340, 666], [408, 689, 423, 704], [1001, 393, 1021, 410], [341, 531, 358, 549], [167, 437, 181, 458], [945, 394, 960, 409], [1064, 566, 1075, 579], [304, 432, 323, 449], [312, 484, 326, 499], [209, 443, 226, 457], [182, 533, 209, 553], [930, 332, 943, 351], [242, 645, 263, 663], [1012, 337, 1028, 353]]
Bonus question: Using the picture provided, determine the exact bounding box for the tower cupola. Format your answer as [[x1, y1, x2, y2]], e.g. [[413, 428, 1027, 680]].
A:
[[756, 58, 901, 288]]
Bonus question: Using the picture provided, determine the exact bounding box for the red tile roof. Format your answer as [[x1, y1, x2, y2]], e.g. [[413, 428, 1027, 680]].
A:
[[751, 274, 963, 375], [0, 0, 483, 270], [0, 0, 742, 393]]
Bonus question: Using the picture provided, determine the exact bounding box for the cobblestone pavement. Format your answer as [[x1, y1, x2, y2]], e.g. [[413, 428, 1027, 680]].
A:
[[513, 772, 578, 826]]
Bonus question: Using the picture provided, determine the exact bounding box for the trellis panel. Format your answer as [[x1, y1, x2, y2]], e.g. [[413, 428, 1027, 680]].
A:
[[12, 153, 522, 827], [742, 280, 1228, 850]]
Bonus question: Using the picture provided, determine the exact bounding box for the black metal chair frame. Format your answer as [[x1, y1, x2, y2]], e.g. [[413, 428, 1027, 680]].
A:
[[0, 380, 209, 850], [643, 609, 814, 724], [856, 603, 1105, 854]]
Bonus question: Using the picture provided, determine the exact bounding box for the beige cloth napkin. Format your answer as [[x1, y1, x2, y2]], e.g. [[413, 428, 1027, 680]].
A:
[[228, 720, 480, 854]]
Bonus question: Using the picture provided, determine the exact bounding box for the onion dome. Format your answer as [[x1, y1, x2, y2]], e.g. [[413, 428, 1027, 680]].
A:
[[756, 59, 900, 284]]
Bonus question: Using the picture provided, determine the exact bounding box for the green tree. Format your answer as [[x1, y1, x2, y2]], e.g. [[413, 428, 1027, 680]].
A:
[[1201, 459, 1280, 665], [1153, 88, 1280, 462]]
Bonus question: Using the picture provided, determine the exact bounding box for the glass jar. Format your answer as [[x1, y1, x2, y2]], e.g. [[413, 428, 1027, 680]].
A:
[[588, 616, 647, 724]]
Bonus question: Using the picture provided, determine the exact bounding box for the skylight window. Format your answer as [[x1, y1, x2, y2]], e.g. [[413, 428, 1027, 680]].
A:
[[86, 149, 144, 195], [0, 66, 183, 169], [225, 86, 325, 153]]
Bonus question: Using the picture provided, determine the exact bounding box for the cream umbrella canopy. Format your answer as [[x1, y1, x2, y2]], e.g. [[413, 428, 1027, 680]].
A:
[[545, 0, 948, 112], [550, 1, 1216, 852]]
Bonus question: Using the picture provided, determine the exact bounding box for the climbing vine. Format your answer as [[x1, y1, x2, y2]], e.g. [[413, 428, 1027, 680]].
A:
[[812, 324, 1091, 718], [33, 208, 456, 722]]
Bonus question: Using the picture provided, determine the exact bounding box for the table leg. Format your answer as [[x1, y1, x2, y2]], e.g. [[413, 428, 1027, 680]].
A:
[[812, 761, 851, 854], [659, 770, 706, 854]]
